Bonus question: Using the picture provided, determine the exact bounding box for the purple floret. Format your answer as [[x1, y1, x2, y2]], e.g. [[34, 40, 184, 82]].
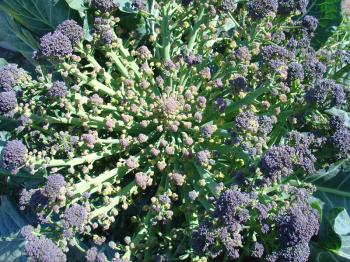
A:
[[251, 242, 264, 258], [329, 126, 350, 157], [302, 15, 318, 33], [303, 56, 326, 80], [196, 150, 211, 166], [276, 204, 319, 246], [0, 91, 17, 115], [220, 0, 238, 12], [62, 204, 87, 229], [39, 31, 73, 59], [201, 124, 216, 139], [91, 0, 120, 12], [248, 0, 278, 19], [44, 174, 66, 201], [259, 146, 295, 179], [278, 0, 309, 15], [214, 187, 250, 224], [190, 221, 216, 255], [24, 235, 66, 262], [276, 242, 310, 262], [0, 64, 27, 91], [306, 79, 345, 107], [19, 189, 48, 210], [1, 140, 27, 173], [56, 20, 84, 44], [287, 62, 304, 81], [86, 247, 98, 262], [47, 81, 68, 99]]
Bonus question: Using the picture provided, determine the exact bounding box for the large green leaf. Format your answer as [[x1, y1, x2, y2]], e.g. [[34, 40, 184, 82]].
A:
[[307, 160, 350, 260], [65, 0, 86, 13], [0, 11, 39, 64], [0, 58, 7, 68], [0, 0, 77, 35], [0, 196, 32, 262], [308, 0, 343, 49]]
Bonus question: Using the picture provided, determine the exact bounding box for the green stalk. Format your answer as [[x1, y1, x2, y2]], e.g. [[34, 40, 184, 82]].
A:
[[37, 149, 116, 167], [187, 7, 205, 53], [90, 181, 137, 219], [71, 166, 127, 196], [161, 5, 171, 61], [108, 51, 130, 78]]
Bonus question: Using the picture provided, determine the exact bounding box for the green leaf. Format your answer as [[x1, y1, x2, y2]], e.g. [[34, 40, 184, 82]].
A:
[[308, 0, 343, 49], [0, 58, 8, 68], [326, 208, 350, 259], [0, 0, 78, 35], [65, 0, 86, 13], [0, 196, 33, 262], [0, 11, 39, 64], [307, 160, 350, 260]]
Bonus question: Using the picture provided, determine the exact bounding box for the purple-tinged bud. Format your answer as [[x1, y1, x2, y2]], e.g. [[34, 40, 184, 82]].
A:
[[105, 119, 116, 131], [0, 91, 17, 115], [169, 172, 185, 186], [136, 46, 152, 60], [201, 124, 217, 139], [138, 133, 148, 143], [47, 81, 68, 99], [89, 94, 104, 106], [82, 133, 97, 147], [62, 204, 87, 229], [1, 140, 27, 174], [126, 156, 139, 169], [135, 172, 151, 190], [44, 174, 66, 201], [194, 112, 203, 123], [197, 96, 207, 108], [151, 148, 160, 157], [165, 146, 175, 155], [200, 67, 211, 80], [24, 235, 66, 261], [196, 150, 211, 166]]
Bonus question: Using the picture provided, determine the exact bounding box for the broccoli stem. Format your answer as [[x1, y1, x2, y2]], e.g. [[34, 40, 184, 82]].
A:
[[89, 181, 138, 219], [187, 7, 205, 53], [37, 148, 116, 167], [107, 51, 130, 78], [161, 4, 171, 61]]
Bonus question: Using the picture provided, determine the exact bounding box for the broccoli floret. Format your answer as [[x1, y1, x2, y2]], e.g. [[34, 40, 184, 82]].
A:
[[24, 235, 66, 262], [39, 31, 73, 59], [56, 20, 84, 44], [1, 140, 27, 174], [0, 91, 17, 116], [248, 0, 279, 19]]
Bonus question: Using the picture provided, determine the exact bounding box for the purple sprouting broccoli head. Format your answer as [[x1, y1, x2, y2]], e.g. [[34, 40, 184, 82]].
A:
[[275, 203, 319, 247], [47, 81, 68, 99], [39, 31, 73, 59], [247, 0, 279, 19], [91, 0, 120, 12], [305, 79, 345, 107], [24, 235, 66, 262], [62, 204, 88, 229], [44, 174, 66, 201], [278, 0, 309, 15], [259, 146, 296, 179], [56, 20, 84, 44], [0, 91, 17, 116], [1, 140, 27, 174], [0, 64, 27, 91]]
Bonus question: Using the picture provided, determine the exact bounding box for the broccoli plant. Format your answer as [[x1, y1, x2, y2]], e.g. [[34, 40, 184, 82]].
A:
[[0, 0, 349, 261]]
